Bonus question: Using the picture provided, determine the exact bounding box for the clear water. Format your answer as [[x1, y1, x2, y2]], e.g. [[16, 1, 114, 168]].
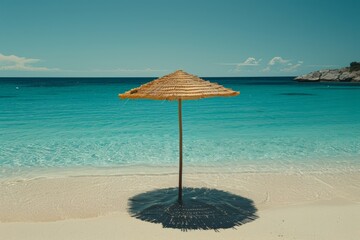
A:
[[1, 77, 359, 177]]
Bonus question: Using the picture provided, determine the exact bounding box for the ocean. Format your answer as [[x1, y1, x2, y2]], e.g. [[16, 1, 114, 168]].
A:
[[1, 77, 359, 178]]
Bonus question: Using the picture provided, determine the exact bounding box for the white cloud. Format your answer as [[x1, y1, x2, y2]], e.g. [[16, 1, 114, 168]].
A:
[[220, 56, 304, 74], [220, 57, 261, 67], [219, 57, 262, 72], [281, 61, 303, 72], [266, 57, 303, 73], [0, 53, 59, 71], [0, 54, 39, 64], [237, 57, 261, 66], [268, 56, 289, 66]]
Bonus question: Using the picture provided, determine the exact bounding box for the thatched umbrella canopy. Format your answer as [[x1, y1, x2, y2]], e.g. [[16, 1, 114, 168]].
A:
[[119, 70, 239, 202]]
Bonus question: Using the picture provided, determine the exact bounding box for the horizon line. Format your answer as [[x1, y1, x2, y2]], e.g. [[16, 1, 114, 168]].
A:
[[0, 75, 297, 79]]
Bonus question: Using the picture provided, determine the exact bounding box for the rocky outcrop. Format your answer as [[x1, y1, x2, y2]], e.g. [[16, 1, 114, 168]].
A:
[[295, 65, 360, 82]]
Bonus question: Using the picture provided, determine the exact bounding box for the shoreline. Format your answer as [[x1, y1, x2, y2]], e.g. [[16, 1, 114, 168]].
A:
[[1, 170, 359, 222], [1, 158, 359, 180]]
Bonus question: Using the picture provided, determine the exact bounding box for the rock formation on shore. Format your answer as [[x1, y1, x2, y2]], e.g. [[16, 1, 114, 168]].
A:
[[295, 62, 360, 82]]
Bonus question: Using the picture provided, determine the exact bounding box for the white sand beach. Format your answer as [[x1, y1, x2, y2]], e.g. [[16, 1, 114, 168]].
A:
[[1, 170, 359, 239]]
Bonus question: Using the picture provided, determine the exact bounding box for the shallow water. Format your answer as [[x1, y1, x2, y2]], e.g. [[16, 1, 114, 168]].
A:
[[1, 77, 359, 178]]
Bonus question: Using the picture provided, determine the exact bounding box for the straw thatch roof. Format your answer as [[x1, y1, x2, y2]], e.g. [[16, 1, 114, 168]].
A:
[[119, 70, 239, 100]]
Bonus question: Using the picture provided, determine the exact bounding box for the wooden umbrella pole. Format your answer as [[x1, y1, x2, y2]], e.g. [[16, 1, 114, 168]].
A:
[[178, 99, 183, 203]]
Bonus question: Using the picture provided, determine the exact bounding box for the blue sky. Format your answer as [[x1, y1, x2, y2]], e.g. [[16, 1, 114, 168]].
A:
[[0, 0, 359, 77]]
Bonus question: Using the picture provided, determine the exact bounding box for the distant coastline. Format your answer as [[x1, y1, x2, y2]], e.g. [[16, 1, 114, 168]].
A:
[[295, 62, 360, 82]]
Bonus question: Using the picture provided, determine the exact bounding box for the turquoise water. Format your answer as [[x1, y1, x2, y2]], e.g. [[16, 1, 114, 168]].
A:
[[1, 77, 360, 177]]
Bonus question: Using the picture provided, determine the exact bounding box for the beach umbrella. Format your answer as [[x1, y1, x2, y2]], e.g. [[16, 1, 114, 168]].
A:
[[119, 70, 239, 203]]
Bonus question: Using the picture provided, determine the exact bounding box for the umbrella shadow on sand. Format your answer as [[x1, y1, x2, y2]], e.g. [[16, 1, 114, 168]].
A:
[[128, 187, 258, 231]]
